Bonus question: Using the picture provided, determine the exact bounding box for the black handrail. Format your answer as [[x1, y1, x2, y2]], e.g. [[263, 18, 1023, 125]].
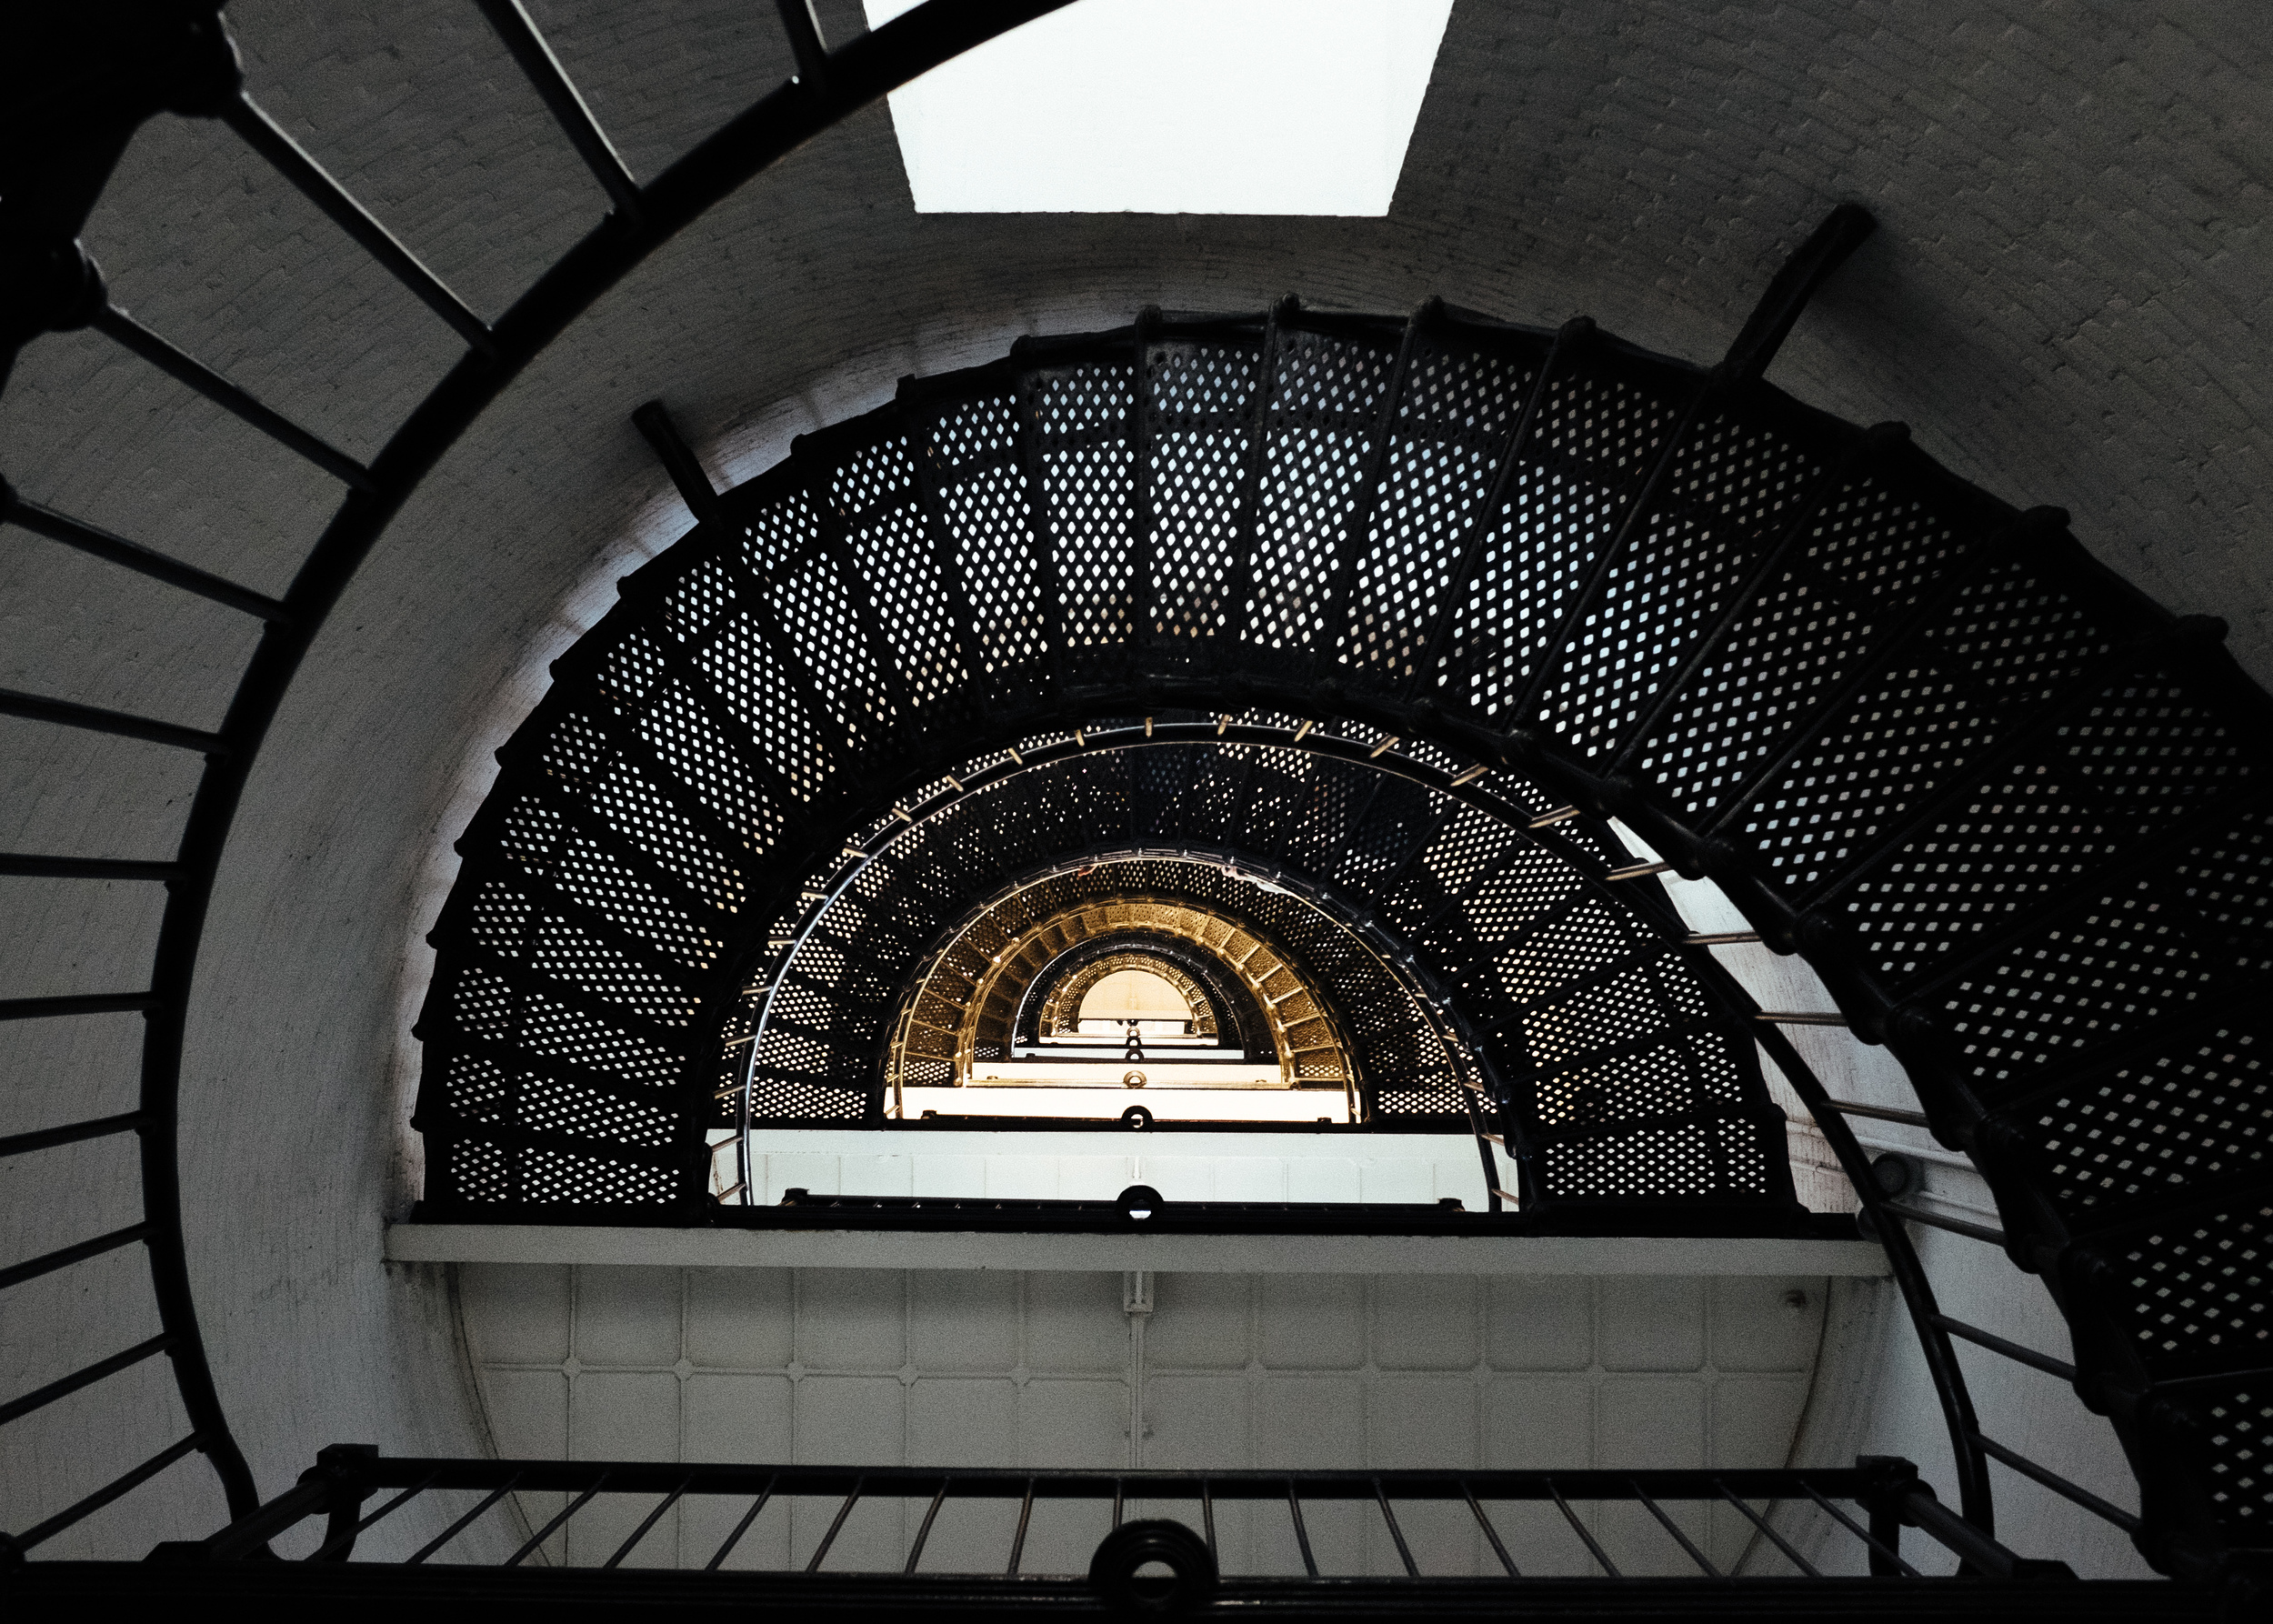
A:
[[0, 0, 1082, 1549], [3, 4, 2232, 1597]]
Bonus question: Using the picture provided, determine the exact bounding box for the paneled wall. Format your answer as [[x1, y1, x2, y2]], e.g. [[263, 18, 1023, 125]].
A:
[[455, 1262, 1827, 1577], [715, 1128, 1522, 1208]]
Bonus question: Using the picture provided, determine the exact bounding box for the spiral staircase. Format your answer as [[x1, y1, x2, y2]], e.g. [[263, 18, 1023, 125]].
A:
[[2, 1, 2267, 1615], [416, 276, 2273, 1592]]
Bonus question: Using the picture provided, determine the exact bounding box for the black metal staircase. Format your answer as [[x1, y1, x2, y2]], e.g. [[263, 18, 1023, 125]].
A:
[[1, 1, 2266, 1613]]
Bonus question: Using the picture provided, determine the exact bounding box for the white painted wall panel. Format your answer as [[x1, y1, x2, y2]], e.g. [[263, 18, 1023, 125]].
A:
[[459, 1262, 1835, 1577], [719, 1128, 1524, 1213]]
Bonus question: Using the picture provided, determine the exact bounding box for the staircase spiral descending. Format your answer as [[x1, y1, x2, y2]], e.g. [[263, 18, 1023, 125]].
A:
[[1, 0, 2263, 1596], [0, 0, 1081, 1559], [425, 288, 2272, 1583]]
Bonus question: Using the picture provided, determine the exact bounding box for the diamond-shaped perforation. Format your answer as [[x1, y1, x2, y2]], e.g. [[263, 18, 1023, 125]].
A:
[[1812, 475, 1964, 611], [1149, 424, 1247, 638], [1525, 966, 1672, 1066], [537, 710, 611, 790], [749, 1070, 866, 1122], [1040, 363, 1132, 439], [1497, 903, 1654, 1001], [1943, 881, 2227, 1086], [936, 455, 1041, 668], [1148, 341, 1260, 426], [775, 549, 888, 738], [1534, 415, 1823, 758], [587, 758, 742, 908], [767, 1015, 868, 1074], [1696, 1035, 1747, 1101], [634, 682, 776, 848], [792, 934, 851, 989], [743, 487, 823, 576], [1637, 568, 1872, 817], [593, 627, 668, 715], [1275, 758, 1367, 873], [1537, 508, 1747, 758], [447, 1139, 511, 1202], [524, 1147, 676, 1205], [1635, 467, 1953, 818], [1457, 847, 1579, 946], [2177, 807, 2273, 947], [468, 880, 534, 957], [1238, 752, 1312, 853], [551, 831, 716, 968], [658, 554, 737, 646], [1398, 339, 1531, 441], [1717, 1118, 1775, 1191], [1431, 362, 1682, 713], [448, 965, 521, 1043], [1538, 1040, 1697, 1127], [830, 436, 916, 516], [1389, 805, 1519, 931], [1664, 412, 1819, 546], [1173, 746, 1252, 845], [1939, 810, 2273, 1085], [2193, 1380, 2273, 1542], [1338, 436, 1496, 679], [755, 973, 836, 1023], [527, 911, 698, 1024], [512, 978, 682, 1088], [1245, 425, 1370, 650], [1739, 561, 2121, 892], [696, 610, 828, 801], [496, 791, 566, 878], [757, 1024, 844, 1079], [1331, 778, 1437, 897], [440, 1050, 512, 1122], [853, 501, 966, 703], [1849, 674, 2263, 985], [1438, 466, 1614, 719], [1546, 1125, 1717, 1197], [521, 1069, 676, 1148], [1126, 750, 1192, 840], [1273, 328, 1395, 429], [1536, 366, 1680, 482], [1046, 436, 1137, 647], [1376, 1076, 1466, 1117], [1401, 737, 1464, 777], [932, 394, 1016, 469], [2029, 1026, 2271, 1214], [2106, 1197, 2271, 1379]]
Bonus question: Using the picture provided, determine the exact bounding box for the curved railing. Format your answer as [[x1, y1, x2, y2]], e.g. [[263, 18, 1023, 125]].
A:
[[425, 261, 2268, 1590], [0, 0, 1079, 1558], [4, 3, 2261, 1602]]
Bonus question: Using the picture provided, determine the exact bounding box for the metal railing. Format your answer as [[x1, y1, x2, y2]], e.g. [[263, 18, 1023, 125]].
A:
[[149, 1450, 2099, 1589], [0, 2, 2234, 1605], [0, 0, 1079, 1559]]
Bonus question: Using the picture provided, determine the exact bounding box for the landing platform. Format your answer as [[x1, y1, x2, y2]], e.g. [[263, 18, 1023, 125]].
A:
[[385, 1222, 1888, 1277]]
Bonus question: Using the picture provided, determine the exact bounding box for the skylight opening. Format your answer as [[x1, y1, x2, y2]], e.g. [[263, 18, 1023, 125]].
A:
[[864, 0, 1454, 216]]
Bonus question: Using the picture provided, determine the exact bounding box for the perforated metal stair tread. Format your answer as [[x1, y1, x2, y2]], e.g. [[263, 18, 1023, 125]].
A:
[[413, 304, 2273, 1576]]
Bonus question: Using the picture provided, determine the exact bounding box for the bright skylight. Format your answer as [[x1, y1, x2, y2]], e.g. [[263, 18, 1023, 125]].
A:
[[863, 0, 1455, 215]]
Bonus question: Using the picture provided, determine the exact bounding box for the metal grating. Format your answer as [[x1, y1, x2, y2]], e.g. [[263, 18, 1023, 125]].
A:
[[394, 302, 2273, 1585]]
